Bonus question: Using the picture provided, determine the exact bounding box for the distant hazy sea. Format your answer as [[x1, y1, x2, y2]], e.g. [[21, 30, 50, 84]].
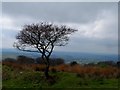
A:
[[1, 49, 118, 64]]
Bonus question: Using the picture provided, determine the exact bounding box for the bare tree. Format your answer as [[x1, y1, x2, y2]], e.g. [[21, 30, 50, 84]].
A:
[[14, 22, 77, 78]]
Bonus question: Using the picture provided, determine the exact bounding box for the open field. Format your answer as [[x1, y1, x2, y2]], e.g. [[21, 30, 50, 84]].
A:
[[2, 61, 120, 89]]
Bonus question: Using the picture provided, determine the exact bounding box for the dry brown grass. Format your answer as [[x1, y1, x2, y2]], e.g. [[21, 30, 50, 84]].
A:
[[2, 62, 119, 78]]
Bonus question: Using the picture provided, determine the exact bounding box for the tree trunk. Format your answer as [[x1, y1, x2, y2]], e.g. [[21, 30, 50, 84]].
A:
[[45, 64, 49, 79], [41, 54, 50, 79], [44, 57, 50, 79]]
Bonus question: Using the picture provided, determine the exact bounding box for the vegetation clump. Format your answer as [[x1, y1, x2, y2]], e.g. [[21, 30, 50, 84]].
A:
[[2, 57, 120, 88]]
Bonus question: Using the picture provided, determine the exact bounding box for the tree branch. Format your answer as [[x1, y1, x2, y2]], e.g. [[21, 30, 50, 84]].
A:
[[47, 44, 54, 58], [17, 47, 40, 53]]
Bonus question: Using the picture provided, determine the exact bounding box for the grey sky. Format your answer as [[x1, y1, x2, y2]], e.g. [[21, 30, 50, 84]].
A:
[[2, 2, 118, 54], [3, 2, 117, 23]]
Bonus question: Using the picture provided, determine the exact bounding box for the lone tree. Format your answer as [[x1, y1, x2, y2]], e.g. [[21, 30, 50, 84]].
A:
[[14, 22, 77, 78]]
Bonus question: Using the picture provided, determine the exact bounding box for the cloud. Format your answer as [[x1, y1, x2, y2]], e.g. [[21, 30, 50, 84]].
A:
[[1, 2, 118, 54], [54, 9, 118, 54], [2, 2, 117, 23], [1, 15, 38, 31], [2, 33, 16, 49], [1, 15, 18, 30], [2, 11, 117, 54], [64, 10, 118, 40]]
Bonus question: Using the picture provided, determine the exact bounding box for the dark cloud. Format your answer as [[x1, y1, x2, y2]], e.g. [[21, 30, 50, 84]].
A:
[[2, 2, 117, 23]]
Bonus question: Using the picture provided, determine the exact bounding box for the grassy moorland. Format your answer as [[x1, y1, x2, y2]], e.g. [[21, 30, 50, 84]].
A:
[[2, 57, 120, 89]]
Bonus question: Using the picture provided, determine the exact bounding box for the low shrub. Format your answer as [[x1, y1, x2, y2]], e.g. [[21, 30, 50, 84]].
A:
[[36, 57, 64, 66], [2, 58, 16, 63], [51, 68, 57, 73], [16, 55, 35, 64], [70, 61, 78, 66]]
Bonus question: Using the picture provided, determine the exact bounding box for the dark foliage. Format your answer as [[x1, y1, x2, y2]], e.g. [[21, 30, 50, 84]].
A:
[[16, 55, 35, 64], [46, 75, 58, 85], [50, 58, 65, 66], [70, 61, 78, 66], [84, 63, 96, 67], [117, 61, 120, 68], [2, 58, 16, 63], [36, 57, 64, 66], [97, 61, 116, 67], [51, 68, 57, 73]]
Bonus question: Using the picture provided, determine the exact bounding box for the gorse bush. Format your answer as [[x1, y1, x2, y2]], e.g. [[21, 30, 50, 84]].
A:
[[97, 61, 116, 67], [3, 58, 16, 63], [70, 61, 78, 66], [16, 55, 35, 64], [36, 57, 64, 66], [2, 56, 65, 66], [3, 55, 35, 64], [117, 61, 120, 68]]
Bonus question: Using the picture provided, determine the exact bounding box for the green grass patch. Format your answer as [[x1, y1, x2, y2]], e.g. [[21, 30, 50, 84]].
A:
[[2, 65, 119, 89]]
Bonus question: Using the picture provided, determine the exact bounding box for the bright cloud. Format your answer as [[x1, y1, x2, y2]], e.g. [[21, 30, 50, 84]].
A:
[[1, 15, 37, 31], [1, 15, 18, 30], [64, 10, 117, 40], [2, 9, 117, 40]]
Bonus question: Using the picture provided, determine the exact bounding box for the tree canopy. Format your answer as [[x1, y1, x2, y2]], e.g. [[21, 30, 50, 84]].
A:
[[14, 22, 77, 58], [14, 22, 77, 78]]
